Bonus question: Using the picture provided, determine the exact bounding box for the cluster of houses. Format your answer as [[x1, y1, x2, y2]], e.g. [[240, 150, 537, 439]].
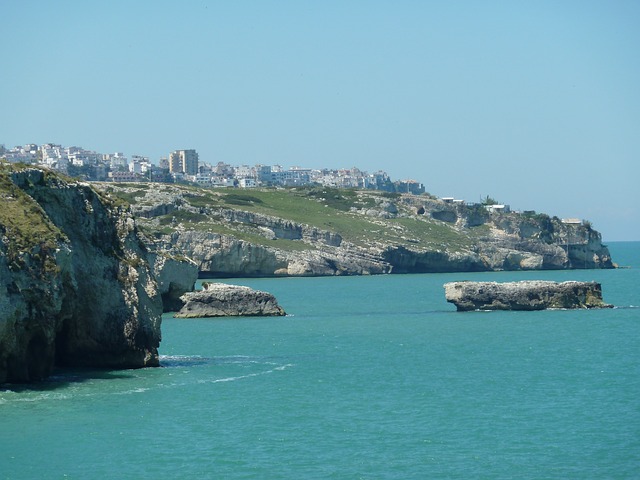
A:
[[0, 143, 154, 182], [0, 142, 425, 194]]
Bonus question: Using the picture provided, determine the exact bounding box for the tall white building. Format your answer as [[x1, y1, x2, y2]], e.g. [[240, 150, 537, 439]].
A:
[[169, 149, 199, 175], [130, 155, 151, 174], [104, 152, 128, 170]]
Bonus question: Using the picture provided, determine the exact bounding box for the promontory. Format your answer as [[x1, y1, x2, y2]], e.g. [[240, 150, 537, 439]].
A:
[[94, 182, 614, 278]]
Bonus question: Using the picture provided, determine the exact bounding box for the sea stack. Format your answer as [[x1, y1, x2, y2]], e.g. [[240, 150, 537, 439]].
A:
[[175, 282, 286, 318], [444, 280, 612, 311]]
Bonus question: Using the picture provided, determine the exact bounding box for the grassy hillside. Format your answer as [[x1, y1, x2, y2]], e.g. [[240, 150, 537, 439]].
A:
[[0, 163, 64, 270], [98, 183, 488, 253]]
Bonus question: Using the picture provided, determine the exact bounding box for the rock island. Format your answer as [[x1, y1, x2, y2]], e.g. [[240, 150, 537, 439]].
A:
[[444, 280, 612, 311], [175, 282, 286, 318]]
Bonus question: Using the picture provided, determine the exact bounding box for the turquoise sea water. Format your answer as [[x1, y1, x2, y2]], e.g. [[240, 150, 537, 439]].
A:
[[1, 242, 639, 479]]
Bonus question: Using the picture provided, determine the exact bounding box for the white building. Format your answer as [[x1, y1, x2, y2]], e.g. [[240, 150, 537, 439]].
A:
[[3, 145, 36, 163], [195, 173, 212, 184], [235, 165, 255, 179], [484, 204, 511, 213], [239, 178, 257, 188], [130, 155, 152, 174], [169, 149, 199, 175], [67, 148, 100, 166], [210, 175, 234, 187], [105, 152, 128, 170], [40, 144, 67, 168]]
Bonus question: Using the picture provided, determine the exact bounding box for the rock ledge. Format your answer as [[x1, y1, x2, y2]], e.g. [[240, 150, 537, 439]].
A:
[[444, 280, 612, 311], [175, 282, 286, 318]]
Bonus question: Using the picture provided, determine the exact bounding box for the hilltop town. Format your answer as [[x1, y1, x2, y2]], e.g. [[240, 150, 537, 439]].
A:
[[0, 142, 425, 194]]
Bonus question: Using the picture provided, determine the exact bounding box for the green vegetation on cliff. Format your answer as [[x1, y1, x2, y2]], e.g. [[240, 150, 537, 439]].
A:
[[93, 180, 613, 275], [98, 183, 488, 253], [0, 163, 64, 271]]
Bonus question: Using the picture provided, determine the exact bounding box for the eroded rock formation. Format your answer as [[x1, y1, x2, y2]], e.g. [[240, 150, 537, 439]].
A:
[[175, 282, 286, 317], [149, 252, 198, 311], [444, 280, 612, 311], [0, 167, 196, 383]]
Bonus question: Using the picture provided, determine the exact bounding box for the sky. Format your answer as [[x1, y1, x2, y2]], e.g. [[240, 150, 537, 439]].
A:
[[2, 1, 639, 241]]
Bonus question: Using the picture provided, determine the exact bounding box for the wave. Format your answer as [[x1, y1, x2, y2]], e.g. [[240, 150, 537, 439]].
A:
[[157, 354, 295, 389], [198, 363, 294, 385], [113, 387, 150, 395], [0, 390, 73, 402]]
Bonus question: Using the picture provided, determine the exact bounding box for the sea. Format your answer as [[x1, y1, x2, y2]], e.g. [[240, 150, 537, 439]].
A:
[[1, 242, 639, 479]]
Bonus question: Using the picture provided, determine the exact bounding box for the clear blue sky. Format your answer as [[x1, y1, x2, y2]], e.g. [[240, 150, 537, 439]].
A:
[[2, 1, 639, 241]]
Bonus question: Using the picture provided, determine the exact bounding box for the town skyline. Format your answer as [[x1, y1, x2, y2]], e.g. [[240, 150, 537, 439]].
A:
[[0, 141, 425, 194]]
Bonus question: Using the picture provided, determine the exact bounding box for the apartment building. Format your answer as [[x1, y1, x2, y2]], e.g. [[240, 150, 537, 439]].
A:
[[169, 149, 199, 175]]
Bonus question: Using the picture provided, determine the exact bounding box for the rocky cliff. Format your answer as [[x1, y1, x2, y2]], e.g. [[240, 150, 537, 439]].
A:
[[94, 183, 614, 278], [0, 166, 196, 383]]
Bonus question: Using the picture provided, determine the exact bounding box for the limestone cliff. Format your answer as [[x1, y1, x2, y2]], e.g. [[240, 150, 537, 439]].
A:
[[148, 251, 199, 312], [0, 166, 196, 383], [95, 183, 614, 278]]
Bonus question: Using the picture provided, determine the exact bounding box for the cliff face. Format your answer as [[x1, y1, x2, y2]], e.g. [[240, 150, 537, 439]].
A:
[[148, 251, 199, 312], [163, 230, 390, 277], [0, 167, 196, 383], [95, 183, 614, 278]]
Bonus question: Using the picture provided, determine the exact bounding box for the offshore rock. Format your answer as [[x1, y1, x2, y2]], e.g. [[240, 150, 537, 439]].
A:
[[444, 280, 612, 311], [0, 167, 193, 384], [175, 282, 286, 318]]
